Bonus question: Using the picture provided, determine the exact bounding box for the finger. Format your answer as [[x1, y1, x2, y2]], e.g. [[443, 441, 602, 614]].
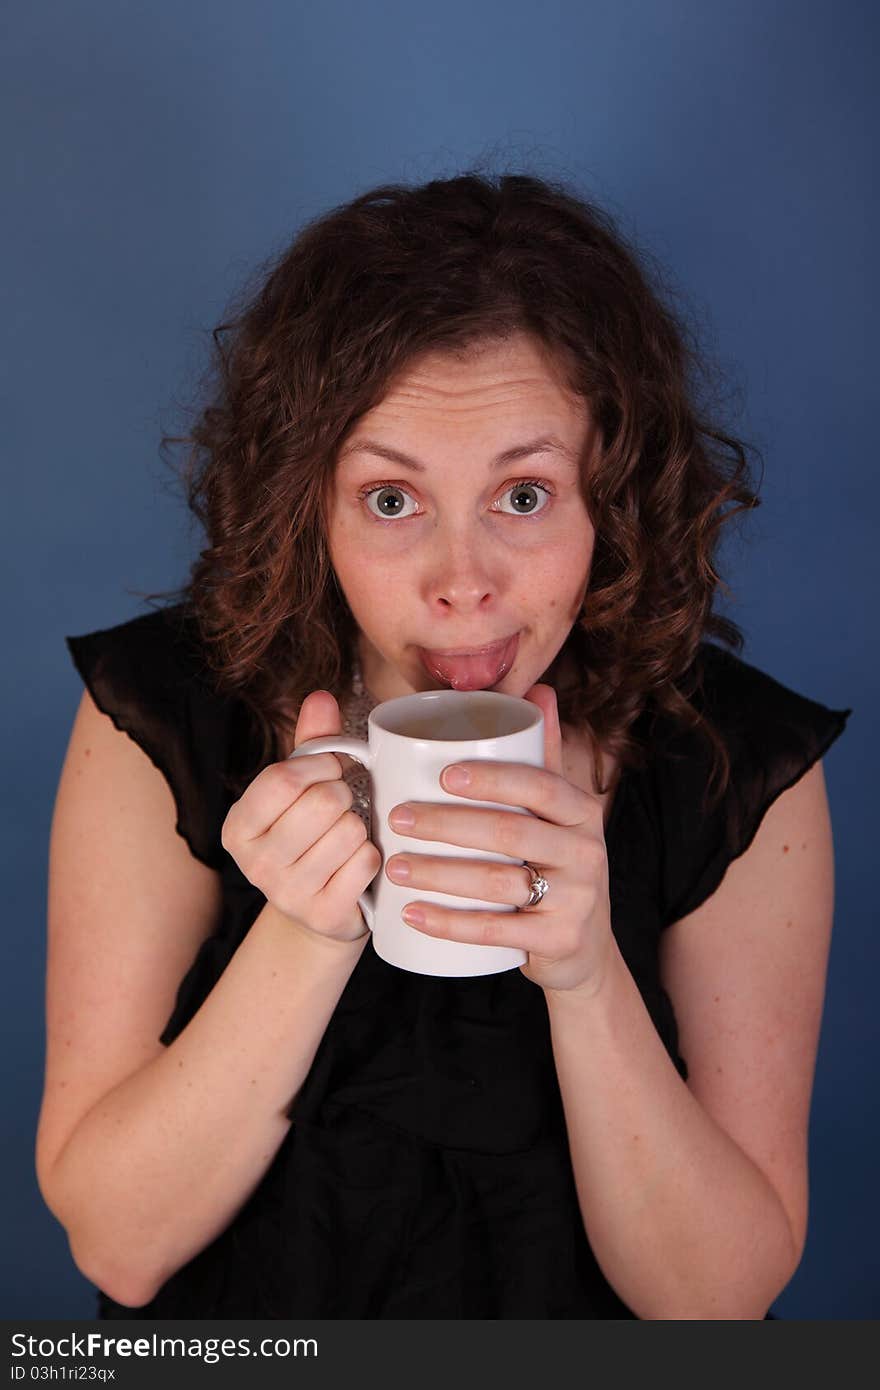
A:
[[386, 851, 537, 909], [388, 801, 568, 867], [292, 806, 371, 895], [522, 683, 563, 777], [294, 689, 343, 748], [230, 753, 348, 841], [437, 759, 593, 827], [320, 836, 382, 913], [266, 778, 355, 861], [399, 901, 555, 952], [294, 689, 361, 776]]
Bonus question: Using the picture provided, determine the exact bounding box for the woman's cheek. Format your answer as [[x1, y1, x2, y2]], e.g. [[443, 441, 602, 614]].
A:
[[362, 522, 423, 552]]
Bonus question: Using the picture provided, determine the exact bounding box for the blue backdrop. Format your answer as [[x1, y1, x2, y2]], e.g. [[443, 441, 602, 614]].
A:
[[3, 0, 875, 1318]]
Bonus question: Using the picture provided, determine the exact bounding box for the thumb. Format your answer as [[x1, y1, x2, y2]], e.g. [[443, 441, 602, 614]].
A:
[[293, 689, 343, 751], [522, 683, 563, 776]]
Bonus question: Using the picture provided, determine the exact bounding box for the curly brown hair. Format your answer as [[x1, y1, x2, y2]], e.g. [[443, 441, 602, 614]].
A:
[[140, 169, 762, 809]]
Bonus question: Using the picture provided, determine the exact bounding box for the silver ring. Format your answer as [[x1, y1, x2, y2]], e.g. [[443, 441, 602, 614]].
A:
[[521, 862, 550, 910]]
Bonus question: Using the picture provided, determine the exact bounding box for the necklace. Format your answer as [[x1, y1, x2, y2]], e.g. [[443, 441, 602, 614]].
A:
[[340, 658, 376, 828], [342, 657, 374, 739]]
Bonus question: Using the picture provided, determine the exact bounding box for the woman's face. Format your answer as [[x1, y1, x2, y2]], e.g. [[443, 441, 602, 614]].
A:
[[327, 332, 599, 703]]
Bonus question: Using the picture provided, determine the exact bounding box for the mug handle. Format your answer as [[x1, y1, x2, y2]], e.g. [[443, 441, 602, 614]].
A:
[[287, 737, 377, 931]]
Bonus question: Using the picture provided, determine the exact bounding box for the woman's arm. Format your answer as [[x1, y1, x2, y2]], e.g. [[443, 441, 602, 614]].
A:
[[37, 691, 367, 1309], [44, 903, 366, 1308], [544, 759, 833, 1319]]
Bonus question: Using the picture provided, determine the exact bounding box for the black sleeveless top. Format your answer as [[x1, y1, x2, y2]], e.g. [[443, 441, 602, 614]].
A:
[[64, 604, 852, 1318]]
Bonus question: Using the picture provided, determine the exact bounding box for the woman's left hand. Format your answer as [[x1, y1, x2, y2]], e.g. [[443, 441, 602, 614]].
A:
[[385, 683, 615, 996]]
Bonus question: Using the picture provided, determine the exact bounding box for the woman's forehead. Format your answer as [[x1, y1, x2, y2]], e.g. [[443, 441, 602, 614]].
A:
[[378, 331, 578, 395], [342, 341, 588, 444]]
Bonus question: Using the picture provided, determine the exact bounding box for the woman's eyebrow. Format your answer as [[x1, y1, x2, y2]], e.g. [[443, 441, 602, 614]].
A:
[[338, 436, 577, 472]]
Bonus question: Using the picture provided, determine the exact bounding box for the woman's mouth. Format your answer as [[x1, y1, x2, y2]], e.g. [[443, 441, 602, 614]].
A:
[[416, 632, 521, 691]]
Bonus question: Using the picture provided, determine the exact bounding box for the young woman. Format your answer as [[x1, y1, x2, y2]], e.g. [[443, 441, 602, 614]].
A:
[[38, 171, 851, 1318]]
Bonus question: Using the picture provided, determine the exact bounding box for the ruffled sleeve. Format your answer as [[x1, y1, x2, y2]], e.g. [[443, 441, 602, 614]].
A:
[[65, 603, 233, 872], [656, 643, 853, 928]]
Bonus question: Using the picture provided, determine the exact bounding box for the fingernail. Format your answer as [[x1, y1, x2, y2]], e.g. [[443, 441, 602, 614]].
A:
[[389, 804, 415, 829], [402, 906, 425, 925], [442, 765, 471, 791], [387, 857, 411, 880]]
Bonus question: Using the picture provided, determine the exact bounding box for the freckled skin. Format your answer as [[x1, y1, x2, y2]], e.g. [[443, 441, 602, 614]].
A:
[[326, 333, 600, 704]]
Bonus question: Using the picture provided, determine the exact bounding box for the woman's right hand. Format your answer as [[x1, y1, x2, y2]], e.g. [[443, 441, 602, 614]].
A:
[[220, 691, 380, 944]]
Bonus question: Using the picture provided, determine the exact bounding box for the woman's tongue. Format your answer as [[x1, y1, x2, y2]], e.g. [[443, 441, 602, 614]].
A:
[[417, 633, 519, 691]]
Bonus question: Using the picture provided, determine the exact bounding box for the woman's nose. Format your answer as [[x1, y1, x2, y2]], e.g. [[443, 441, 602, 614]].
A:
[[423, 525, 504, 614]]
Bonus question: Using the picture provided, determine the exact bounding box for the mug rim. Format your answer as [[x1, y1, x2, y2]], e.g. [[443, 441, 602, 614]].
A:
[[367, 688, 542, 741]]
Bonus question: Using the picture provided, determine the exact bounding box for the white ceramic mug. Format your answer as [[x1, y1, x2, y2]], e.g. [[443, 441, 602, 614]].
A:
[[287, 689, 544, 977]]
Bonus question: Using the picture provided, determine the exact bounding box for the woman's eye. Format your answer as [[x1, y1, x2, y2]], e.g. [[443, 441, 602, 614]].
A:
[[359, 479, 553, 521], [361, 485, 419, 519], [495, 481, 552, 516]]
